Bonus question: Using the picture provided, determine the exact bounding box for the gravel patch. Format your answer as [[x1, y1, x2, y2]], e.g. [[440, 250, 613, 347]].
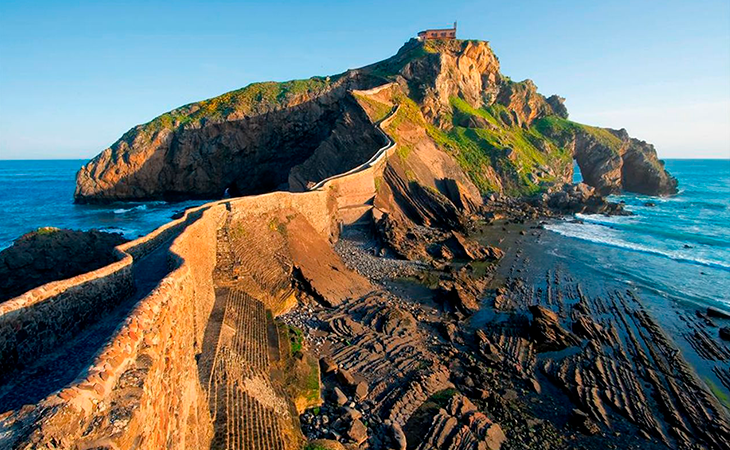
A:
[[333, 227, 427, 282]]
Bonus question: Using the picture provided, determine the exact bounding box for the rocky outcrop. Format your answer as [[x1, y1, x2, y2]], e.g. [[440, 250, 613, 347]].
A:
[[75, 75, 383, 203], [0, 228, 127, 302], [287, 104, 386, 191], [414, 394, 506, 450], [529, 305, 581, 352], [496, 79, 555, 127], [621, 135, 679, 195], [561, 126, 678, 196], [546, 95, 568, 119], [396, 40, 501, 125], [76, 38, 677, 202], [529, 183, 627, 215]]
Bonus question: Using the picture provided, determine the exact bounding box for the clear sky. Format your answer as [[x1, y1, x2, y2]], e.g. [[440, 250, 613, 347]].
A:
[[1, 0, 728, 159]]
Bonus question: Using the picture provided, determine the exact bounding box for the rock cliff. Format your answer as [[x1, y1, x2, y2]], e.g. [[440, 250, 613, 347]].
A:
[[0, 228, 127, 302], [75, 74, 385, 202], [75, 38, 676, 203]]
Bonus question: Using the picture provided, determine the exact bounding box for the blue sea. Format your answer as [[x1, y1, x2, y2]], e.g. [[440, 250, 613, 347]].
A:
[[0, 160, 206, 250], [0, 159, 728, 308], [547, 159, 730, 308]]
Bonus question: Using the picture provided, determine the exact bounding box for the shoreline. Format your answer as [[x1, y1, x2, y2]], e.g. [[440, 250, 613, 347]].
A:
[[279, 214, 730, 449]]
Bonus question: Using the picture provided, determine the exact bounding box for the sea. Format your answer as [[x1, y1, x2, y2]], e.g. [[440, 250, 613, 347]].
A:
[[547, 159, 730, 308], [0, 158, 728, 308], [0, 160, 206, 250]]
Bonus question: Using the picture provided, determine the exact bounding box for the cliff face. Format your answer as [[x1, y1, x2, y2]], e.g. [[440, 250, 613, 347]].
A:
[[75, 38, 677, 203], [75, 75, 384, 202]]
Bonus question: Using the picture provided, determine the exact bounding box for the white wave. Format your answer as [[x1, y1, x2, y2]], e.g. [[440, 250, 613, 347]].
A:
[[545, 221, 730, 271], [574, 213, 634, 225], [112, 205, 148, 214]]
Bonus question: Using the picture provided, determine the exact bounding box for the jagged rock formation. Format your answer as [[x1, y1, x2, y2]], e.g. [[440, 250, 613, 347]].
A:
[[76, 38, 676, 204], [1, 87, 724, 450], [413, 394, 506, 450], [75, 75, 385, 202]]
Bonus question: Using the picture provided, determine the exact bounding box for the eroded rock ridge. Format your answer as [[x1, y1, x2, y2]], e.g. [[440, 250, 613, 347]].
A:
[[75, 39, 677, 204]]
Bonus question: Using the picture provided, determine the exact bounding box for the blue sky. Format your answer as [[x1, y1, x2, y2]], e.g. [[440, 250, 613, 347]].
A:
[[0, 0, 728, 159]]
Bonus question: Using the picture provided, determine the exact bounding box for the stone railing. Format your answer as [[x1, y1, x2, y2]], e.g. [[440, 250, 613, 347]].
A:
[[311, 85, 399, 225]]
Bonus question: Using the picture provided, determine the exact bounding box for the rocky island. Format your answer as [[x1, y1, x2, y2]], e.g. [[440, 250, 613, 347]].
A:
[[1, 38, 725, 450]]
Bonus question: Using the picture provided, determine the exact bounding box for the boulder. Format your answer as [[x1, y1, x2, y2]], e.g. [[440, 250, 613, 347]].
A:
[[320, 356, 338, 374], [708, 307, 730, 320], [485, 423, 507, 450], [341, 406, 362, 421], [346, 419, 368, 445], [333, 387, 348, 406], [720, 327, 730, 341], [387, 420, 407, 450], [354, 381, 368, 400], [529, 305, 580, 352], [569, 409, 601, 435], [449, 232, 504, 261]]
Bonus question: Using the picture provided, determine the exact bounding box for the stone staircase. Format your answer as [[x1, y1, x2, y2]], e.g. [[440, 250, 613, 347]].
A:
[[206, 216, 293, 450]]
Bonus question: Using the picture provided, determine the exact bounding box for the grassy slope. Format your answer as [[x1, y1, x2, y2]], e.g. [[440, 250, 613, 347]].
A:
[[140, 76, 340, 135], [426, 97, 575, 196], [352, 92, 393, 123], [364, 39, 632, 197]]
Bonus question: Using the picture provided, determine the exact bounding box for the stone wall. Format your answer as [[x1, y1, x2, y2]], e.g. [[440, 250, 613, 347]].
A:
[[0, 204, 210, 384], [319, 100, 398, 226], [229, 188, 335, 239], [0, 249, 134, 384], [2, 203, 225, 449]]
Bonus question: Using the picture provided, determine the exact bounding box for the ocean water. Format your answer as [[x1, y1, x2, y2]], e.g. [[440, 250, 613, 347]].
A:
[[1, 159, 728, 309], [0, 160, 206, 250], [547, 159, 730, 308]]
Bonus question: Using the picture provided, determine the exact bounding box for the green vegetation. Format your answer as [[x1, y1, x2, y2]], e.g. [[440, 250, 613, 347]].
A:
[[534, 116, 623, 151], [352, 92, 392, 123], [286, 324, 304, 355], [396, 142, 414, 161], [382, 94, 426, 164], [268, 217, 288, 236], [302, 357, 320, 403], [704, 377, 730, 409], [425, 97, 575, 196], [276, 321, 321, 412], [374, 176, 383, 192], [367, 44, 430, 79], [427, 124, 500, 193], [35, 227, 59, 236], [304, 444, 328, 450], [230, 223, 248, 240], [385, 92, 427, 130], [143, 76, 338, 134], [430, 388, 458, 406]]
